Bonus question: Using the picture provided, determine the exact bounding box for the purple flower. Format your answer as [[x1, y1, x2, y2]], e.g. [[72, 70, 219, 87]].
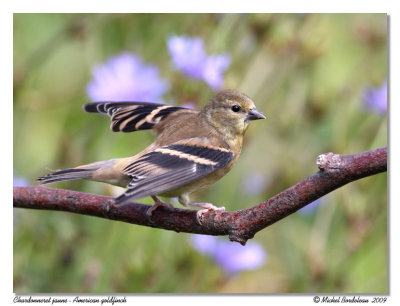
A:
[[191, 234, 218, 255], [191, 235, 266, 275], [362, 80, 387, 114], [14, 174, 30, 229], [87, 53, 169, 102], [167, 36, 230, 90], [243, 172, 266, 196], [167, 37, 205, 79], [13, 174, 30, 187], [297, 198, 322, 215], [202, 55, 231, 90]]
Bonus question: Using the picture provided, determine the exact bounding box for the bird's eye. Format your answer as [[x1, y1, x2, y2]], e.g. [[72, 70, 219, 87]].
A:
[[231, 105, 241, 112]]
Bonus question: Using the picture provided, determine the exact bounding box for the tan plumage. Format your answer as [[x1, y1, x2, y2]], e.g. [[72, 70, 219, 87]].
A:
[[38, 89, 266, 219]]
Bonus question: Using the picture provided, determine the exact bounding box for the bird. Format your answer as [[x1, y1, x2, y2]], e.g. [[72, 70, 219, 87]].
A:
[[37, 89, 266, 221]]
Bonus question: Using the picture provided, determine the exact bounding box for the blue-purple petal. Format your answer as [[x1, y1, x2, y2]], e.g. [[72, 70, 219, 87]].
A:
[[191, 234, 266, 275], [14, 174, 30, 187], [298, 198, 322, 215], [168, 36, 206, 79], [191, 234, 218, 255], [362, 80, 387, 114], [202, 54, 230, 90], [167, 36, 230, 90], [243, 172, 267, 196], [86, 52, 169, 102], [213, 240, 266, 275]]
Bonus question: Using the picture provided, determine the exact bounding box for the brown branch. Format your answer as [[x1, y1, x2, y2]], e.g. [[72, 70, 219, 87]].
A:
[[14, 147, 387, 245]]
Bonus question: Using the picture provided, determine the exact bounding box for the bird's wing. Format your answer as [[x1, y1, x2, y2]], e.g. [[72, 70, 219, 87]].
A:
[[115, 138, 234, 204], [83, 101, 196, 132]]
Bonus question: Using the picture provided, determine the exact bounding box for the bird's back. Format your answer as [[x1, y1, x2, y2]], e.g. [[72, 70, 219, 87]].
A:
[[152, 110, 230, 150]]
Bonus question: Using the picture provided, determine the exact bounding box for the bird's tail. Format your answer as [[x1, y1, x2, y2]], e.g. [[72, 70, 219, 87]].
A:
[[37, 168, 95, 185], [37, 160, 114, 185]]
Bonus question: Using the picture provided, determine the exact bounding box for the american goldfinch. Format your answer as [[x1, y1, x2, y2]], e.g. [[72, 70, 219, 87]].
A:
[[38, 89, 266, 219]]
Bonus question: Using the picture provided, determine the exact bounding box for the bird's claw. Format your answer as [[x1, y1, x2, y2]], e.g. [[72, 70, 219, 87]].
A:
[[147, 196, 174, 217], [196, 204, 226, 225]]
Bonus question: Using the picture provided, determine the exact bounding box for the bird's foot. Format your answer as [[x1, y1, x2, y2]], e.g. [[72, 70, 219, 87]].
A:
[[185, 202, 225, 224], [147, 196, 174, 216]]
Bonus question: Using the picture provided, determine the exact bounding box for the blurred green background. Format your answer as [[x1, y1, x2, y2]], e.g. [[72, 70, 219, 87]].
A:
[[13, 13, 387, 293]]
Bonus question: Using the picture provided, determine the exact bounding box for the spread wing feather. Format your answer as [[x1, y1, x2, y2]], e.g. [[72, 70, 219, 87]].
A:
[[114, 141, 234, 204], [83, 101, 195, 132]]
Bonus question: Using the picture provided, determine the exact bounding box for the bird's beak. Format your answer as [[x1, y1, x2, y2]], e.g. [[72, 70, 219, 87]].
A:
[[247, 108, 266, 120]]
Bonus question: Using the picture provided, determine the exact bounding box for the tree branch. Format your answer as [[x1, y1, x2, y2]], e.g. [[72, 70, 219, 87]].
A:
[[14, 147, 387, 245]]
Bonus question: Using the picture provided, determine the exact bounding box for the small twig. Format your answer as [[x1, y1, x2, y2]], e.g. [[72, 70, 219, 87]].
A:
[[13, 147, 387, 245]]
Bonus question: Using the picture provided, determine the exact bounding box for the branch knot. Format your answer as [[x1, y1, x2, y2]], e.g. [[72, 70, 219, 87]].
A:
[[317, 152, 343, 172]]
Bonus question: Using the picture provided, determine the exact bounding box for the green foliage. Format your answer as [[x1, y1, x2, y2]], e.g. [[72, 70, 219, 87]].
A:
[[13, 13, 387, 293]]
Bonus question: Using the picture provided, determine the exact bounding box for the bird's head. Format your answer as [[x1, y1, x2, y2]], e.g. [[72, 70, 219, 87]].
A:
[[201, 89, 266, 137]]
